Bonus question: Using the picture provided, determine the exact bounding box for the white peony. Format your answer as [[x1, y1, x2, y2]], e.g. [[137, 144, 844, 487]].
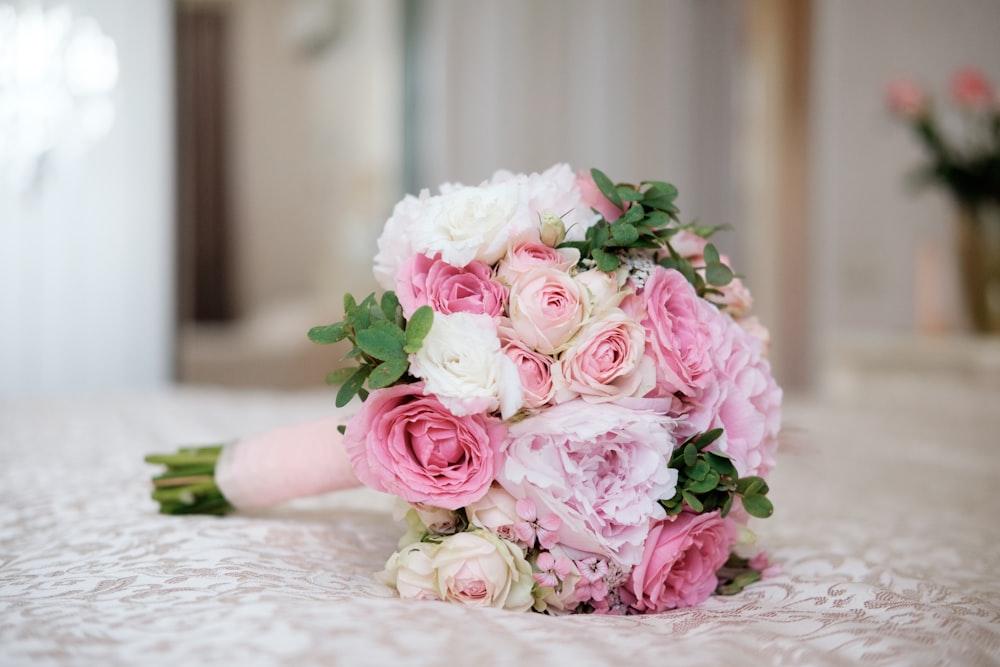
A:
[[409, 312, 524, 419]]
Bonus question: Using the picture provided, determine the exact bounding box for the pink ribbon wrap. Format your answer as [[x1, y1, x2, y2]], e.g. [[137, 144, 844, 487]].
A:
[[215, 416, 362, 510]]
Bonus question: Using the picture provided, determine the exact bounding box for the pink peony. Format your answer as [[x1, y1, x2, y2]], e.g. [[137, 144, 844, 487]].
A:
[[620, 511, 737, 613], [497, 400, 678, 568], [396, 253, 508, 319], [489, 163, 599, 242], [576, 169, 626, 222], [950, 67, 994, 109], [507, 267, 587, 355], [343, 383, 507, 510], [886, 77, 927, 117], [552, 309, 655, 404]]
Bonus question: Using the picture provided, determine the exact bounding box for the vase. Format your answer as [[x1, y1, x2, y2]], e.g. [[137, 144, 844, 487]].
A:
[[956, 202, 1000, 334]]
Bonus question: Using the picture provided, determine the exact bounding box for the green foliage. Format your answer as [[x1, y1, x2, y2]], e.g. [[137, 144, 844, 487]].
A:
[[659, 429, 774, 520], [308, 291, 433, 407], [560, 168, 737, 300], [715, 553, 764, 596]]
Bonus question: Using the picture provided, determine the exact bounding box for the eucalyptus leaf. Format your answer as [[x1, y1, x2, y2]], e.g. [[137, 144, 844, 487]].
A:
[[356, 321, 406, 361], [687, 470, 721, 494], [741, 494, 774, 519], [308, 322, 348, 345], [682, 490, 704, 513], [381, 291, 401, 323], [703, 243, 721, 265], [404, 305, 434, 353], [593, 248, 620, 272], [336, 365, 371, 408], [610, 221, 639, 245], [368, 357, 410, 389], [590, 168, 623, 209], [683, 442, 698, 468], [705, 262, 734, 286]]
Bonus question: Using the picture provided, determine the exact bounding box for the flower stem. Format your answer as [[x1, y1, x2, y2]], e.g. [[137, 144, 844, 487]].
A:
[[144, 445, 234, 515]]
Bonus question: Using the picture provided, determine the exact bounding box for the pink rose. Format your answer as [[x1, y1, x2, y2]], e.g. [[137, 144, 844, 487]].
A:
[[502, 340, 555, 410], [343, 382, 507, 510], [886, 78, 927, 117], [496, 234, 579, 285], [639, 266, 717, 397], [950, 67, 994, 109], [508, 267, 587, 355], [620, 511, 737, 613], [497, 400, 678, 568], [552, 309, 655, 404], [576, 170, 626, 222], [396, 253, 508, 319]]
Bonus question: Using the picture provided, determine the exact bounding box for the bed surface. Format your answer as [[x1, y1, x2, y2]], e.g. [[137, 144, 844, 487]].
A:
[[2, 380, 999, 666]]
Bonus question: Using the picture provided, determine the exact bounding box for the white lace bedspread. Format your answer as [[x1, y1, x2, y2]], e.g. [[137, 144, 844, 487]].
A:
[[2, 383, 999, 666]]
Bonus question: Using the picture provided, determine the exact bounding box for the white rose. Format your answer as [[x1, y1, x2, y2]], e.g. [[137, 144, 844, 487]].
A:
[[409, 312, 524, 419], [465, 484, 521, 544], [372, 189, 433, 290], [411, 183, 529, 268], [432, 530, 535, 611], [377, 541, 441, 601]]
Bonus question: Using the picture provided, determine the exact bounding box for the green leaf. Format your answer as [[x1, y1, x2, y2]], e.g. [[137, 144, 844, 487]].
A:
[[380, 291, 401, 322], [682, 490, 704, 513], [336, 365, 371, 408], [617, 185, 642, 202], [620, 202, 645, 224], [610, 221, 639, 246], [705, 262, 734, 286], [590, 168, 622, 210], [368, 357, 410, 389], [687, 470, 721, 494], [736, 476, 768, 496], [689, 458, 710, 481], [683, 442, 698, 468], [703, 243, 721, 265], [307, 322, 348, 345], [674, 257, 697, 285], [721, 493, 734, 518], [344, 293, 358, 315], [694, 428, 725, 450], [705, 452, 737, 477], [325, 367, 356, 386], [355, 321, 406, 361], [741, 494, 774, 519], [593, 248, 620, 272], [336, 424, 346, 435], [404, 306, 434, 353]]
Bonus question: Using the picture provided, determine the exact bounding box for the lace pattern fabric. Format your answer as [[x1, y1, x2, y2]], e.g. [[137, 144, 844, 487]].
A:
[[2, 385, 999, 666]]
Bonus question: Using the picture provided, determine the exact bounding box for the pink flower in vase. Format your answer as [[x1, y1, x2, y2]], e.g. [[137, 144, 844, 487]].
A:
[[886, 77, 927, 118], [950, 67, 994, 110]]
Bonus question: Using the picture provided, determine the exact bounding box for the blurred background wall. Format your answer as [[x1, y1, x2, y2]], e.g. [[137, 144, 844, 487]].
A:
[[2, 0, 998, 397]]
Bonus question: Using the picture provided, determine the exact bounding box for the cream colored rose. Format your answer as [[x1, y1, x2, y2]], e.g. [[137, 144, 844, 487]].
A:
[[432, 530, 535, 611], [377, 542, 441, 601]]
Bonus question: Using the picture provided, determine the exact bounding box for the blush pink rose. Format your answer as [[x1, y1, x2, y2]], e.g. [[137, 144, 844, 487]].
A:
[[496, 234, 579, 285], [639, 266, 717, 397], [502, 340, 555, 410], [396, 252, 507, 319], [552, 309, 655, 404], [950, 67, 994, 109], [508, 267, 587, 355], [576, 170, 626, 222], [620, 511, 737, 613], [343, 382, 507, 510]]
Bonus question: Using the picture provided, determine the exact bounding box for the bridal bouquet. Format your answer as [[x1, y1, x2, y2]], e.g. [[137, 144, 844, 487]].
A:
[[147, 164, 782, 615]]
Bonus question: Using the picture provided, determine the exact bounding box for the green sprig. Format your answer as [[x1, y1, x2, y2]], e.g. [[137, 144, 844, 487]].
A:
[[659, 429, 774, 520], [308, 290, 433, 407], [561, 168, 737, 300]]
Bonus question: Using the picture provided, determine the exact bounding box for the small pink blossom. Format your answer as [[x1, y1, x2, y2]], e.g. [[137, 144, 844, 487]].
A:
[[950, 67, 994, 110], [532, 551, 573, 588], [513, 498, 562, 549]]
